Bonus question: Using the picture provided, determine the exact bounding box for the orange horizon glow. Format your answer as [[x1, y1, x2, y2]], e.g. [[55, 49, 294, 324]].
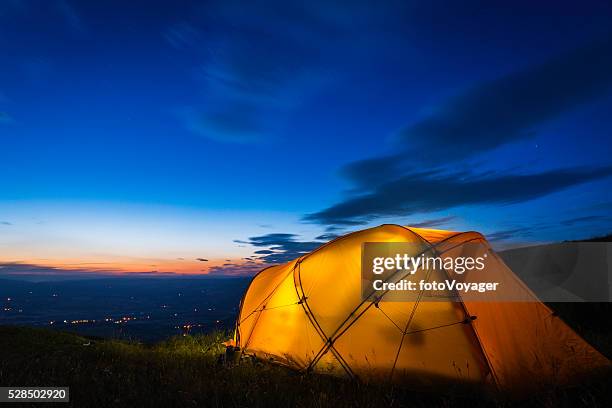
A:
[[0, 256, 262, 275]]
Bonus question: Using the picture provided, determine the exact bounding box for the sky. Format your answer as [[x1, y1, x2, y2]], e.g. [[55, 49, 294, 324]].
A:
[[1, 0, 612, 277]]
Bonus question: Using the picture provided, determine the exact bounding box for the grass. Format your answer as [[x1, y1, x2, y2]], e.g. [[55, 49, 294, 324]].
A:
[[0, 322, 610, 408], [546, 302, 612, 359]]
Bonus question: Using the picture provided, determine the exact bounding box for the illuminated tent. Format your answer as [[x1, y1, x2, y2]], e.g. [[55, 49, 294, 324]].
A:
[[233, 225, 609, 393]]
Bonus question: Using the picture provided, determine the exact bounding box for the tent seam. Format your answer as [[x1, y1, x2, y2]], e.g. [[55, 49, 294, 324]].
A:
[[293, 259, 356, 378]]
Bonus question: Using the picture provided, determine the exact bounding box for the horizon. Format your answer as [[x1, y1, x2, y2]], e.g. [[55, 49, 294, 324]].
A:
[[2, 1, 612, 278], [1, 228, 609, 281]]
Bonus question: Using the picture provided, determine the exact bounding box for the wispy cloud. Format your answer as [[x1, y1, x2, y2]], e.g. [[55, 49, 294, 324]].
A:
[[314, 232, 340, 241], [170, 2, 330, 144], [342, 37, 612, 189], [177, 105, 274, 144], [210, 231, 336, 275], [207, 262, 264, 276], [305, 166, 612, 226], [482, 213, 612, 243], [57, 0, 84, 32], [486, 227, 537, 242], [305, 37, 612, 228], [560, 214, 612, 226], [170, 1, 410, 144], [409, 216, 457, 229], [234, 232, 325, 264], [163, 22, 202, 49]]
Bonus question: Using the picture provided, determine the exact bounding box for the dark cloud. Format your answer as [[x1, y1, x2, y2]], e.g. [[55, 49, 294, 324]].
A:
[[344, 37, 612, 188], [242, 233, 298, 247], [409, 216, 457, 228], [0, 221, 12, 225], [121, 271, 176, 276], [561, 215, 612, 226], [0, 262, 189, 279], [400, 37, 612, 159], [0, 262, 120, 277], [196, 258, 208, 262], [238, 232, 325, 264], [455, 214, 611, 243], [305, 166, 612, 226], [314, 233, 340, 241], [304, 37, 612, 228], [207, 263, 264, 276], [486, 227, 536, 242]]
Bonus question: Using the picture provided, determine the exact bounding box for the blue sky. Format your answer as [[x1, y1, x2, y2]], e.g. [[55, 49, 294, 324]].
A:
[[1, 1, 612, 275]]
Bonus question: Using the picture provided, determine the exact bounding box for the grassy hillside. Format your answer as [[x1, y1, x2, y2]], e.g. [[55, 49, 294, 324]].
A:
[[0, 326, 610, 408]]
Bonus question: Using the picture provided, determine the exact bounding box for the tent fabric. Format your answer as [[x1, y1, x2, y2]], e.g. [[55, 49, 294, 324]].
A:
[[233, 224, 610, 393]]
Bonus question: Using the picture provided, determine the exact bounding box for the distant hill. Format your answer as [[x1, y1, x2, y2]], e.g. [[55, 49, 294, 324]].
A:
[[499, 238, 611, 302], [570, 233, 612, 242]]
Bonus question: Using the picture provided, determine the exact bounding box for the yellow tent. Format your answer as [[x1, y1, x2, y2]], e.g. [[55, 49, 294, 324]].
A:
[[233, 225, 609, 393]]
